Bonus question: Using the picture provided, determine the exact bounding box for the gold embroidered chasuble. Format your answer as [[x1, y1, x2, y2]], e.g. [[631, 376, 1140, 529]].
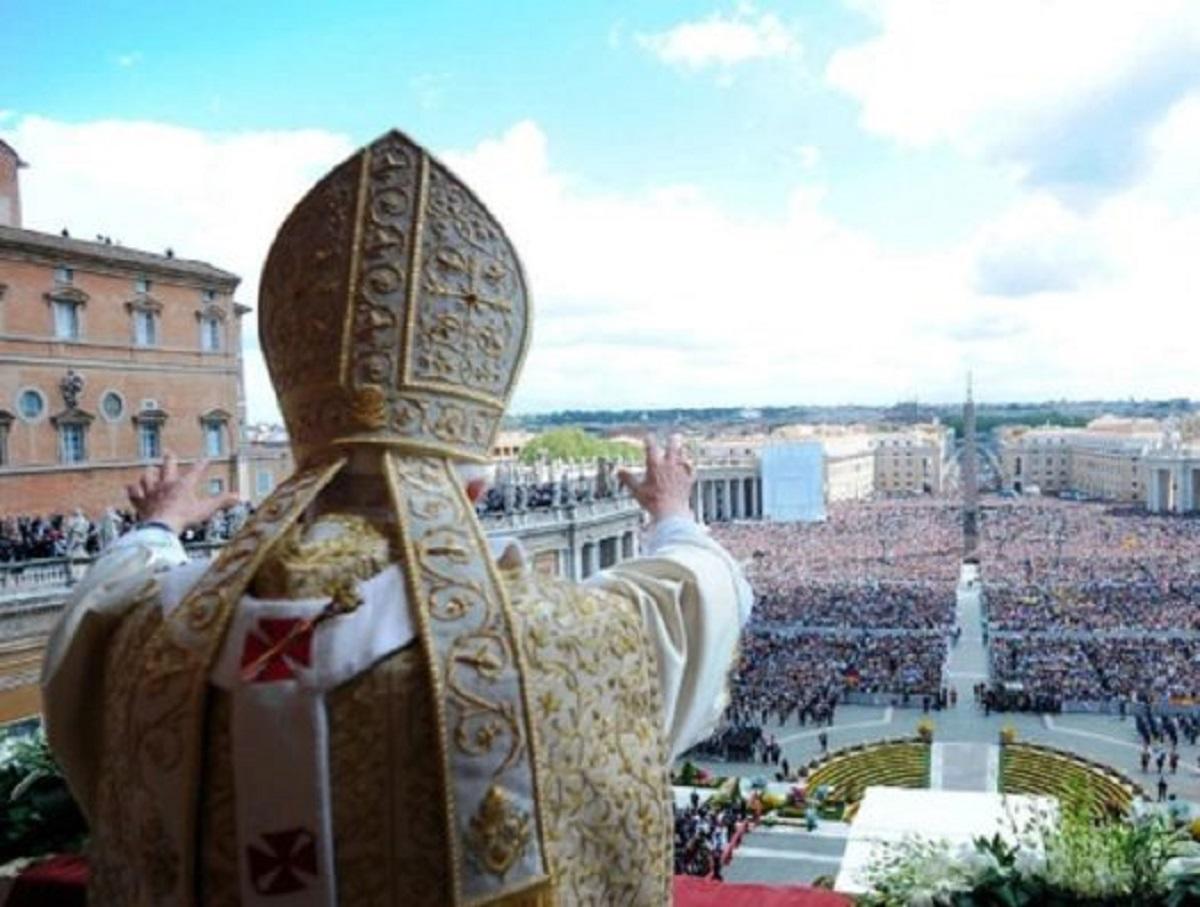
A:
[[86, 520, 674, 906]]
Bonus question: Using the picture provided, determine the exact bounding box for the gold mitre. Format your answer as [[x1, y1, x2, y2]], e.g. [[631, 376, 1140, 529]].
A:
[[260, 130, 531, 464]]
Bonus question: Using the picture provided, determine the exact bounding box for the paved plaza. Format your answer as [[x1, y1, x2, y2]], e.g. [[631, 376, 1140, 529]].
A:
[[690, 571, 1199, 886]]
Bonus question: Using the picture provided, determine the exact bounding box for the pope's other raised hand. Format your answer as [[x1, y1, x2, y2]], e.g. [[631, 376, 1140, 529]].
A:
[[126, 452, 239, 535], [618, 433, 695, 524]]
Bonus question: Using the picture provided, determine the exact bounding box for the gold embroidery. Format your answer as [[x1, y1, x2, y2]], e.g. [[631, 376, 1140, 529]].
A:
[[94, 460, 345, 906], [505, 571, 674, 906], [467, 786, 533, 879], [328, 643, 451, 907], [384, 453, 549, 905], [259, 130, 530, 465]]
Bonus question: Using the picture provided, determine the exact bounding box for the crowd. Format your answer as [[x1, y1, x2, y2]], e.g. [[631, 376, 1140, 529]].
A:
[[982, 500, 1200, 707], [988, 580, 1200, 633], [751, 579, 954, 629], [730, 631, 947, 720], [990, 636, 1200, 707], [0, 502, 252, 562], [673, 795, 749, 879], [701, 501, 959, 744], [715, 499, 963, 584]]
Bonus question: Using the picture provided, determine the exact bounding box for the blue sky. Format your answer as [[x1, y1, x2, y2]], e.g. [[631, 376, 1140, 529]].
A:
[[3, 1, 1199, 419]]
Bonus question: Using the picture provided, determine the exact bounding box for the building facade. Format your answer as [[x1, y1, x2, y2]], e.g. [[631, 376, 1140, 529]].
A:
[[996, 416, 1197, 509], [871, 425, 953, 496], [0, 141, 247, 516]]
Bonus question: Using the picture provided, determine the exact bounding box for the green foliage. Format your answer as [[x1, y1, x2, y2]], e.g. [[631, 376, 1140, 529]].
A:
[[517, 428, 640, 465], [0, 728, 88, 863]]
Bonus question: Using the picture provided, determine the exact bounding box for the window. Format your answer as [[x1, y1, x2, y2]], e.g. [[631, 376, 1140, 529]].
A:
[[134, 276, 151, 294], [0, 412, 10, 466], [134, 309, 157, 346], [204, 421, 225, 457], [208, 477, 224, 495], [53, 300, 80, 340], [101, 391, 124, 420], [138, 422, 161, 460], [54, 266, 73, 284], [18, 389, 44, 421], [59, 423, 86, 463], [256, 469, 274, 496], [202, 288, 217, 303], [200, 317, 221, 352]]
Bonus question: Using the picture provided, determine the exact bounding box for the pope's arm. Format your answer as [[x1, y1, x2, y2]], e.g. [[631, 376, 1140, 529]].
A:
[[585, 514, 753, 760], [40, 526, 192, 822]]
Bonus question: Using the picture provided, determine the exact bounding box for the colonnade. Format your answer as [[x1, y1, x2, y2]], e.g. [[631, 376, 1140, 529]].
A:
[[1146, 460, 1200, 514], [575, 528, 638, 580], [690, 474, 763, 523]]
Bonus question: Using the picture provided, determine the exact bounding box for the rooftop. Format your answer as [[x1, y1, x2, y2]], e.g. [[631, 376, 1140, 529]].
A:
[[0, 223, 240, 288]]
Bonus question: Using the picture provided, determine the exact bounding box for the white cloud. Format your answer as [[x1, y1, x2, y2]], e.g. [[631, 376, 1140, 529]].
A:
[[827, 1, 1200, 199], [3, 109, 1197, 422], [443, 117, 1200, 411], [636, 6, 799, 71]]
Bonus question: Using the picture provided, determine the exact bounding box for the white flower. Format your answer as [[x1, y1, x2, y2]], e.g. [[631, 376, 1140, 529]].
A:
[[1013, 847, 1046, 877], [909, 890, 934, 907], [962, 848, 1000, 877]]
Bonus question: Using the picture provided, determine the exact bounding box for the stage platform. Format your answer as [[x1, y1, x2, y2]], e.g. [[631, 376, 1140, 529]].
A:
[[834, 786, 1053, 894]]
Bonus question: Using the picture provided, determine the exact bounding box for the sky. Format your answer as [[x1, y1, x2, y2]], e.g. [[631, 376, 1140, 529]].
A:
[[2, 0, 1199, 422]]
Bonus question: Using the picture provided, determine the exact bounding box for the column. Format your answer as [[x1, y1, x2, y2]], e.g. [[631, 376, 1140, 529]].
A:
[[729, 479, 739, 519], [755, 478, 763, 518]]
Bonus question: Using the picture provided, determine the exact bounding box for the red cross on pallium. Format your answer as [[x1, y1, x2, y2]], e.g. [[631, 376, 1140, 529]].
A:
[[246, 827, 319, 895], [240, 617, 314, 683]]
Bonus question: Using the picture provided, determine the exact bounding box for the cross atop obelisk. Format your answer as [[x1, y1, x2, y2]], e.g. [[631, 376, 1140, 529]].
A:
[[962, 371, 979, 560]]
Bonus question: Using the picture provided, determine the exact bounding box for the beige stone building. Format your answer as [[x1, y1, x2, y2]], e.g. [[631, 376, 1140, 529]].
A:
[[871, 424, 953, 496], [997, 416, 1180, 504], [689, 421, 952, 521]]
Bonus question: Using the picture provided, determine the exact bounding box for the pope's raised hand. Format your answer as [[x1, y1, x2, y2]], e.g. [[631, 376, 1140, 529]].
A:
[[618, 433, 695, 523], [126, 452, 239, 535]]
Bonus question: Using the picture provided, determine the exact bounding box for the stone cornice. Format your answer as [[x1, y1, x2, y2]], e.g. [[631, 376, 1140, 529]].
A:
[[124, 294, 164, 314], [50, 406, 94, 427], [0, 224, 240, 288], [43, 285, 90, 306]]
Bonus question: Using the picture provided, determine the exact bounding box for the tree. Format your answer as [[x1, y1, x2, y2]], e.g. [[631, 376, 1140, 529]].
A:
[[518, 428, 641, 465]]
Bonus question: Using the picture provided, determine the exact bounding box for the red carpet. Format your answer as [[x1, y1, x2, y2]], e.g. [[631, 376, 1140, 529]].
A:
[[674, 875, 852, 906], [5, 857, 851, 906], [6, 854, 88, 907]]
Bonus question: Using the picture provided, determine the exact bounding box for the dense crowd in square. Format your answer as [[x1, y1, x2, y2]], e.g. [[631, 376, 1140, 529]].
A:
[[981, 500, 1200, 708]]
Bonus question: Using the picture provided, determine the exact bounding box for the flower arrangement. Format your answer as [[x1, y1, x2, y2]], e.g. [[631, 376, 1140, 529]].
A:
[[916, 719, 935, 743], [860, 781, 1200, 905], [999, 725, 1017, 746]]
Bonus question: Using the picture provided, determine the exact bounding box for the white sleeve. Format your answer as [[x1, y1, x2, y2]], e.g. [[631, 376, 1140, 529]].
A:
[[585, 515, 753, 760], [40, 527, 193, 822]]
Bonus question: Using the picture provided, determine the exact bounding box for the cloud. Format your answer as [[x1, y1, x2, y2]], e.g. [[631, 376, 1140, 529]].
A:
[[635, 6, 799, 71], [113, 51, 142, 69], [3, 108, 1197, 420], [826, 1, 1200, 202], [973, 195, 1108, 297]]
